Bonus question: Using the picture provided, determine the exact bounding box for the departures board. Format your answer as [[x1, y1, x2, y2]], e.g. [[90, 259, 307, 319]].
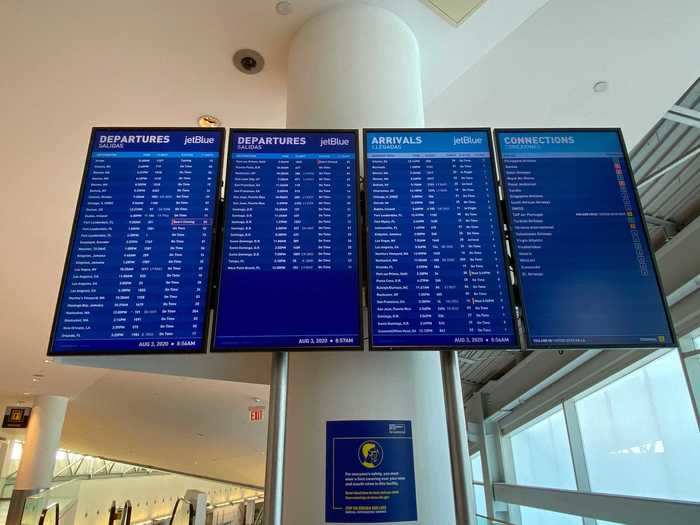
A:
[[212, 130, 362, 351], [48, 128, 224, 355], [365, 129, 518, 350], [495, 129, 675, 348]]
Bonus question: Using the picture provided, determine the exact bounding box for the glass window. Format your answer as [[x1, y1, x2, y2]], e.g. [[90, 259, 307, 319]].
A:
[[474, 484, 487, 516], [509, 408, 577, 490], [519, 506, 582, 525], [576, 351, 700, 502], [470, 452, 487, 515], [471, 452, 484, 483]]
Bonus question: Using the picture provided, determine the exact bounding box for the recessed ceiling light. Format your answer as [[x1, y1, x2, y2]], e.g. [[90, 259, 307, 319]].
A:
[[593, 81, 609, 93], [198, 115, 220, 128], [233, 49, 265, 75], [275, 1, 292, 15]]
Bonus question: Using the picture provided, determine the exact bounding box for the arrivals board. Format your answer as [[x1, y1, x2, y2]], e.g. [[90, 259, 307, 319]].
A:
[[213, 130, 361, 350], [48, 128, 224, 355], [495, 129, 675, 348], [365, 129, 518, 349]]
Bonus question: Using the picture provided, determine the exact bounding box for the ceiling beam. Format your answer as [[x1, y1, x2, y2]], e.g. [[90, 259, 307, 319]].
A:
[[637, 145, 700, 189]]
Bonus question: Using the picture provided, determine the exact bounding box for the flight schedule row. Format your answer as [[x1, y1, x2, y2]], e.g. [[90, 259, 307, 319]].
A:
[[366, 131, 517, 348]]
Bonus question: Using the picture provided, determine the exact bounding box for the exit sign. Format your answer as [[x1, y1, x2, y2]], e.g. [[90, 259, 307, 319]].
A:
[[248, 406, 265, 423]]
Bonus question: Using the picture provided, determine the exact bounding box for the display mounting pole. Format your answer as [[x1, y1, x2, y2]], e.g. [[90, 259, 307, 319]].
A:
[[441, 350, 477, 525], [263, 351, 289, 525]]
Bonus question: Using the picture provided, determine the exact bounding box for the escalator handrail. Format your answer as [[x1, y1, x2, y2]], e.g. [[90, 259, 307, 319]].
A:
[[169, 498, 194, 525], [120, 500, 132, 525], [108, 501, 118, 525], [38, 503, 59, 525]]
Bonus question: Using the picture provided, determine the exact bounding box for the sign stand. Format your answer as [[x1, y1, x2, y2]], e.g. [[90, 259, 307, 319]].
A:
[[263, 351, 289, 525], [441, 350, 477, 525]]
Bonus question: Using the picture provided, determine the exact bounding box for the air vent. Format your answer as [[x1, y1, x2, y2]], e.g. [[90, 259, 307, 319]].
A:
[[423, 0, 487, 25]]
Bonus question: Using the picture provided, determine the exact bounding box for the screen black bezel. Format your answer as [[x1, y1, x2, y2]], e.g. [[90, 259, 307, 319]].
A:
[[47, 126, 226, 356], [211, 128, 364, 352], [494, 127, 678, 350], [363, 127, 521, 351]]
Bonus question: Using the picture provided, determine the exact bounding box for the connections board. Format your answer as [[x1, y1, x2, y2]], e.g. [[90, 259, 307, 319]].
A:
[[48, 128, 224, 355], [365, 129, 518, 350], [495, 128, 675, 348], [212, 130, 362, 351]]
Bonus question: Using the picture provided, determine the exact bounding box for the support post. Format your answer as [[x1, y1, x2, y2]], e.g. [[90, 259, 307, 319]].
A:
[[262, 351, 289, 525], [441, 351, 477, 525], [6, 395, 68, 525]]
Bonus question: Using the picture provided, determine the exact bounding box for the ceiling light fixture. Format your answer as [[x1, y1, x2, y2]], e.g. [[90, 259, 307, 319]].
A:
[[275, 1, 292, 15], [593, 80, 609, 93], [233, 49, 265, 75], [198, 115, 220, 128]]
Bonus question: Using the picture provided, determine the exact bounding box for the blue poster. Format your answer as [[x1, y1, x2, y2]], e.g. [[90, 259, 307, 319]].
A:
[[326, 420, 417, 523]]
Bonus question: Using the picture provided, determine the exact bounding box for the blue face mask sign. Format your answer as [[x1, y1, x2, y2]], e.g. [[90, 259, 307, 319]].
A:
[[326, 421, 417, 523]]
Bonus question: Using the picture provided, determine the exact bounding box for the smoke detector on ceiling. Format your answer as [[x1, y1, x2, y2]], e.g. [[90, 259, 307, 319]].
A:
[[423, 0, 488, 26]]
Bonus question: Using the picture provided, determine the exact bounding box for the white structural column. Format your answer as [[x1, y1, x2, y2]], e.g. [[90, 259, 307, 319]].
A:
[[7, 395, 68, 525], [287, 6, 424, 129], [284, 6, 456, 525], [15, 395, 68, 490]]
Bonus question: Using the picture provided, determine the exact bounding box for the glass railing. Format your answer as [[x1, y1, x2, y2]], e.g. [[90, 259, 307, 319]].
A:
[[169, 498, 193, 525], [21, 479, 80, 525]]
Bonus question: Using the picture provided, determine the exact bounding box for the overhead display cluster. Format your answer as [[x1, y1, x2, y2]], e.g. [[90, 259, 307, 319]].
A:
[[47, 127, 675, 355]]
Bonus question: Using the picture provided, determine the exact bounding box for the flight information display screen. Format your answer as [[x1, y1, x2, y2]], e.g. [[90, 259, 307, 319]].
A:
[[496, 129, 675, 348], [365, 129, 518, 349], [213, 130, 361, 350], [49, 128, 223, 355]]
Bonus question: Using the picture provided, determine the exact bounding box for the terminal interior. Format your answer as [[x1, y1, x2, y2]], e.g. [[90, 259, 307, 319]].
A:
[[1, 1, 700, 525]]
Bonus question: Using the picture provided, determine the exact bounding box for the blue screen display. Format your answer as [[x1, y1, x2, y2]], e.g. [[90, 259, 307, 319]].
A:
[[49, 128, 223, 354], [366, 129, 517, 349], [213, 130, 361, 350], [496, 129, 674, 347]]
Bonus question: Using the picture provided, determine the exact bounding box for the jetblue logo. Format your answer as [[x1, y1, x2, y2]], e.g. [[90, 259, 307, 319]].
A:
[[454, 136, 482, 145], [185, 135, 215, 145], [321, 137, 350, 147]]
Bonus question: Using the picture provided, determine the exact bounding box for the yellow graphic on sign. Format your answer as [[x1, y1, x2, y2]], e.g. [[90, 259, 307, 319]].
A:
[[358, 440, 383, 469]]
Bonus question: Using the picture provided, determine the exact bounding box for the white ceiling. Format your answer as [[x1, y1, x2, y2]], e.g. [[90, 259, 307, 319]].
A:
[[425, 0, 700, 147], [0, 0, 698, 488]]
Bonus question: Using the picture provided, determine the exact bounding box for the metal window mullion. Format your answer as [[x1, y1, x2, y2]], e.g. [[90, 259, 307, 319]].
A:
[[562, 399, 596, 525]]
